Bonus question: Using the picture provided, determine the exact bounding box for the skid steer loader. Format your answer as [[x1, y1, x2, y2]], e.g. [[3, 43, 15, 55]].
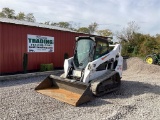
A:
[[35, 36, 123, 106]]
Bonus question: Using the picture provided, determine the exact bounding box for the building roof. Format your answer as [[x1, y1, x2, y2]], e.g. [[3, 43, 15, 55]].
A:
[[0, 18, 79, 33]]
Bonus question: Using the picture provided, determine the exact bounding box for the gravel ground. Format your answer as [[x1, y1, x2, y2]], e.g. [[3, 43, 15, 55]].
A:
[[0, 57, 160, 120]]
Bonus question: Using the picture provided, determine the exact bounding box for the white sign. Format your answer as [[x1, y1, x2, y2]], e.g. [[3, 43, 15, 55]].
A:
[[27, 34, 54, 52]]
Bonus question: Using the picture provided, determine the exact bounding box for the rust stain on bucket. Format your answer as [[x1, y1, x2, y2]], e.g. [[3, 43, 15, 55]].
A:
[[37, 88, 81, 106]]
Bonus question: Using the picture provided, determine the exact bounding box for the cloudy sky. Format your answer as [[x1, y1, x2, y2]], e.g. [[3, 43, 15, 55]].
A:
[[0, 0, 160, 35]]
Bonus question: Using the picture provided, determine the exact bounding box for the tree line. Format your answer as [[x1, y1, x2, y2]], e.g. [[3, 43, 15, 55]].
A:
[[117, 21, 160, 57], [0, 7, 112, 36], [0, 7, 159, 57], [41, 21, 112, 36], [0, 7, 36, 22]]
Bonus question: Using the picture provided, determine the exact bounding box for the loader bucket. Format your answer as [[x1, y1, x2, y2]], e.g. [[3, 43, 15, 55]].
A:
[[35, 75, 94, 106]]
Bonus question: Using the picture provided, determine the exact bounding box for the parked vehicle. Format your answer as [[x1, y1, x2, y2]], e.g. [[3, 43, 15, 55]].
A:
[[35, 36, 123, 106], [145, 53, 160, 65]]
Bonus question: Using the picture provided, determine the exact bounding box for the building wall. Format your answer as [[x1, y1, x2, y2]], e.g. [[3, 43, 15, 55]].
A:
[[0, 23, 2, 74], [0, 22, 85, 74]]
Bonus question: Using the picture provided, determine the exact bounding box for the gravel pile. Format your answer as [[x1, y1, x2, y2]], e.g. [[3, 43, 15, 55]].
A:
[[0, 57, 160, 120], [123, 57, 160, 74]]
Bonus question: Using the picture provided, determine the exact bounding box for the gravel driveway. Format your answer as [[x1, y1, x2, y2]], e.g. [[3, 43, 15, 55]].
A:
[[0, 57, 160, 120]]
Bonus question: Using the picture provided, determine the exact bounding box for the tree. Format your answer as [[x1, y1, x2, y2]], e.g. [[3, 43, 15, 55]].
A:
[[0, 7, 15, 18], [96, 29, 112, 37], [120, 32, 160, 57], [0, 12, 5, 18], [116, 21, 140, 42], [155, 34, 160, 49], [16, 12, 25, 20], [51, 22, 69, 28], [58, 22, 70, 28], [69, 27, 77, 31], [77, 27, 90, 34], [88, 22, 98, 34], [50, 21, 77, 31], [25, 13, 36, 22], [50, 22, 57, 26], [44, 21, 50, 25], [0, 8, 36, 22]]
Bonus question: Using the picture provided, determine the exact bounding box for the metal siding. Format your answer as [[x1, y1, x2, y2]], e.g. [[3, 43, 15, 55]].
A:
[[1, 23, 4, 73], [0, 23, 2, 74], [2, 23, 10, 73], [0, 22, 88, 74], [1, 24, 21, 73], [60, 31, 65, 66]]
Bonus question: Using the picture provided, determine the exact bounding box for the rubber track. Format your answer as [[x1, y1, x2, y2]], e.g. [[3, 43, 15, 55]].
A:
[[91, 70, 120, 96]]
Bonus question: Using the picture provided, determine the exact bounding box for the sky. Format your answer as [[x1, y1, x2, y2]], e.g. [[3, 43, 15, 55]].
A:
[[0, 0, 160, 35]]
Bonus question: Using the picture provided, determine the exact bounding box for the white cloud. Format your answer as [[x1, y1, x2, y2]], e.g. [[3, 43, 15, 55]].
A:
[[0, 0, 159, 35]]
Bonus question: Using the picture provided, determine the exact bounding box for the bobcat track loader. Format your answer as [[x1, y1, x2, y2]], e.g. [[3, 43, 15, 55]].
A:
[[35, 36, 123, 106]]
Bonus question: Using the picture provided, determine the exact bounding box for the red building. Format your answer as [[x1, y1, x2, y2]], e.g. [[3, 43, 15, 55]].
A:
[[0, 18, 87, 75]]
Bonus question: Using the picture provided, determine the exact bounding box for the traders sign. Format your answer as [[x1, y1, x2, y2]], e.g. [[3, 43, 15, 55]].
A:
[[27, 34, 54, 52]]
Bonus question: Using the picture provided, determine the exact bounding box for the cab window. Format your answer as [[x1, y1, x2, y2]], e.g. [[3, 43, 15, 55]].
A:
[[94, 41, 109, 59]]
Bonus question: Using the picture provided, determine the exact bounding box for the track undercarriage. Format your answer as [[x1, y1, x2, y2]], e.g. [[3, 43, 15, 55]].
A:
[[91, 71, 121, 96]]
